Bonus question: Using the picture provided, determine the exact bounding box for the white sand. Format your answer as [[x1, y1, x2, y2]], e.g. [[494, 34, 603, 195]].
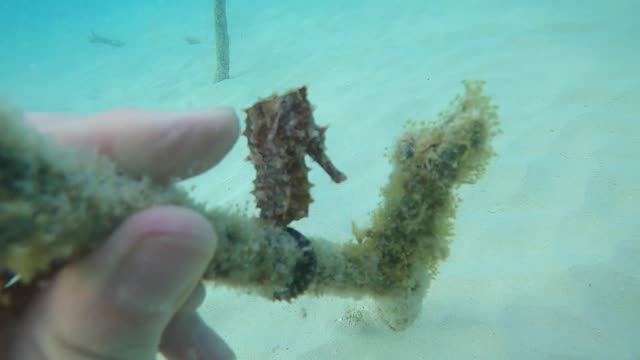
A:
[[1, 0, 638, 358]]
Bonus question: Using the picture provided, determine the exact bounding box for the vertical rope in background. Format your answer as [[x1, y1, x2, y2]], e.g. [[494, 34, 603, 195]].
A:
[[214, 0, 230, 82]]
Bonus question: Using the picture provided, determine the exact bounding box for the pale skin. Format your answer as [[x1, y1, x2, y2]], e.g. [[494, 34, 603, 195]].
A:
[[0, 108, 240, 359]]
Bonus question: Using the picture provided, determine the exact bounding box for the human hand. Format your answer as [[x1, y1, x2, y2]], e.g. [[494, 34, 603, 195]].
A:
[[1, 108, 239, 359]]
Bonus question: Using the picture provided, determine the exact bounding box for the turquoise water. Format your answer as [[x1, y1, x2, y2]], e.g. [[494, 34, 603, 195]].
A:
[[1, 1, 638, 359]]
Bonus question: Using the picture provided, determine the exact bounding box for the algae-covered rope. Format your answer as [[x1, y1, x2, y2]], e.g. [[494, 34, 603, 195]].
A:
[[0, 81, 499, 330]]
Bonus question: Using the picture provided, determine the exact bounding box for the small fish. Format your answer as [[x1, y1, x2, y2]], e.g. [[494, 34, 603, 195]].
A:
[[184, 36, 202, 45], [88, 31, 125, 48]]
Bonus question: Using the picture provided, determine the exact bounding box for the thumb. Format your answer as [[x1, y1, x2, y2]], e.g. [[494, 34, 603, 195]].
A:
[[13, 206, 217, 359]]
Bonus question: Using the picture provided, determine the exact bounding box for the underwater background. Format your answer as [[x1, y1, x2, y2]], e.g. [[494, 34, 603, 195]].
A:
[[1, 0, 638, 358]]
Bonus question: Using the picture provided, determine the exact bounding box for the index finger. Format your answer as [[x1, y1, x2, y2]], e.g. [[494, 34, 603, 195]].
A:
[[27, 108, 240, 183]]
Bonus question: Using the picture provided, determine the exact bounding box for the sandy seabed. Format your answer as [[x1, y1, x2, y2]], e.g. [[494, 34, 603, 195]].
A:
[[1, 0, 638, 359]]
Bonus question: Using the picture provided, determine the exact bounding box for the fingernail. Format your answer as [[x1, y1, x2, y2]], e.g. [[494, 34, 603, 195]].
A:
[[113, 222, 214, 314]]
